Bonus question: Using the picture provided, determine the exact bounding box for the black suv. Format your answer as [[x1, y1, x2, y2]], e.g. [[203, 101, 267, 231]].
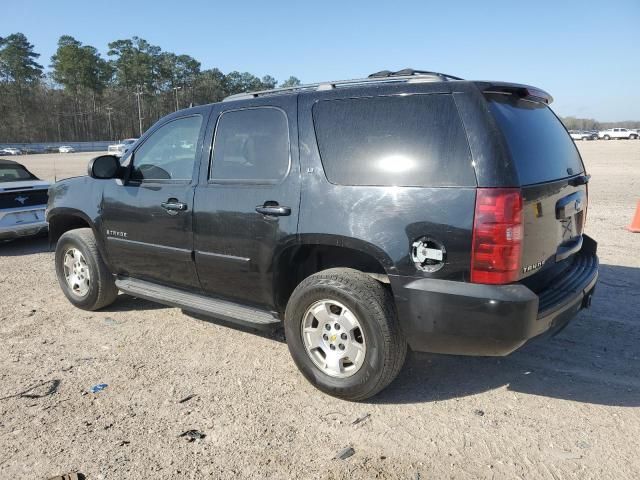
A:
[[47, 70, 598, 400]]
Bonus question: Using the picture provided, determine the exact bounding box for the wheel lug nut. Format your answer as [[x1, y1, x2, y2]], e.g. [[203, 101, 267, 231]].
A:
[[325, 324, 331, 331], [330, 344, 336, 350], [334, 323, 340, 330], [323, 334, 328, 341], [341, 333, 347, 340], [338, 344, 345, 350]]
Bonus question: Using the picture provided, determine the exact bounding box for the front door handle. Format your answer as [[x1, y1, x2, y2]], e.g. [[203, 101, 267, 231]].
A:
[[161, 199, 188, 214], [255, 203, 291, 217]]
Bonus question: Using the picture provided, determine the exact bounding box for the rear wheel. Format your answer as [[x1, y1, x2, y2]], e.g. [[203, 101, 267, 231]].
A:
[[284, 268, 407, 401], [604, 135, 610, 140], [55, 228, 118, 310]]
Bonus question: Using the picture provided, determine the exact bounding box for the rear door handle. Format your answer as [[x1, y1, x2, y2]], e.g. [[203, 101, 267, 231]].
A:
[[255, 204, 291, 217], [161, 199, 188, 214]]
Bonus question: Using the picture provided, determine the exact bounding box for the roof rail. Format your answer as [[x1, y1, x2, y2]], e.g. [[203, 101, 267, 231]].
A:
[[222, 69, 463, 102]]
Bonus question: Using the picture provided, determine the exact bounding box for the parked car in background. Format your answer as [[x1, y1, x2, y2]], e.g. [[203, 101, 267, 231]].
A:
[[58, 145, 76, 153], [569, 130, 596, 141], [598, 128, 638, 140], [0, 159, 49, 240], [107, 138, 138, 157], [22, 146, 45, 155], [47, 69, 598, 400], [0, 147, 22, 155]]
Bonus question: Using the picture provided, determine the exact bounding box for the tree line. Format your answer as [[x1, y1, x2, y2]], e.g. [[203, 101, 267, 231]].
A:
[[2, 32, 637, 143], [0, 33, 301, 143]]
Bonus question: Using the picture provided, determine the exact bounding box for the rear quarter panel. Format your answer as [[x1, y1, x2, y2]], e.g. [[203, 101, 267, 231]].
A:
[[297, 89, 476, 281]]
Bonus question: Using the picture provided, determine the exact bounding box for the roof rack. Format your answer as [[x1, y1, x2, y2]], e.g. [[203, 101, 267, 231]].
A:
[[222, 68, 463, 102]]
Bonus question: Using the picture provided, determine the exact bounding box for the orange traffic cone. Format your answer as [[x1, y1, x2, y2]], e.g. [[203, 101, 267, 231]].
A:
[[628, 201, 640, 233]]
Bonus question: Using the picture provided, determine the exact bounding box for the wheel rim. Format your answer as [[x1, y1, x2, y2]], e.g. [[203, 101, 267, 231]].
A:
[[301, 299, 367, 378], [63, 247, 91, 297]]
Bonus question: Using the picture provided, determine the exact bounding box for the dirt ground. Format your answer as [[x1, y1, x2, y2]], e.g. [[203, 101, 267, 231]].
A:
[[1, 142, 639, 479]]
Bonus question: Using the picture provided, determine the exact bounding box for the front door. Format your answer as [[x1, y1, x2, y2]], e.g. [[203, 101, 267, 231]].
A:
[[101, 110, 209, 289], [193, 97, 300, 309]]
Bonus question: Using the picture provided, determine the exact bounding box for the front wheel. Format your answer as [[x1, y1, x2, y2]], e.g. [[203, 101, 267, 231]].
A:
[[604, 135, 610, 140], [55, 228, 118, 311], [284, 268, 407, 401]]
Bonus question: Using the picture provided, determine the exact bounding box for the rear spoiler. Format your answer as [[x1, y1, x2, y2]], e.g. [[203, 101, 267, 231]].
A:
[[474, 81, 553, 105]]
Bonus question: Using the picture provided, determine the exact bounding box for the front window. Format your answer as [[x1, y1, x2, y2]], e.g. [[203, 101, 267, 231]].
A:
[[131, 116, 202, 181]]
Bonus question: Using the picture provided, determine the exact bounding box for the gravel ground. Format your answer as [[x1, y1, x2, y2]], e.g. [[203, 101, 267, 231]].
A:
[[1, 142, 639, 479]]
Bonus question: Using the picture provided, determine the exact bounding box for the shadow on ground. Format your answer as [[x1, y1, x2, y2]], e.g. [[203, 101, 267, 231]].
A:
[[373, 264, 640, 407], [0, 235, 49, 256], [111, 263, 638, 408]]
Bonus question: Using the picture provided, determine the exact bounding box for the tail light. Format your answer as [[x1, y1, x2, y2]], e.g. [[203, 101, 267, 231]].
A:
[[471, 188, 523, 284]]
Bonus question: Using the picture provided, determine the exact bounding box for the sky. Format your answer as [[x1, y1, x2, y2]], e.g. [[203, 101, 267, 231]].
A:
[[2, 0, 639, 121]]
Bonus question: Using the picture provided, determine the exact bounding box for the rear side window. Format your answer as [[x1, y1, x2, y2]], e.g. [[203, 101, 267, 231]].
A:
[[487, 95, 584, 185], [211, 107, 290, 183], [312, 94, 475, 187]]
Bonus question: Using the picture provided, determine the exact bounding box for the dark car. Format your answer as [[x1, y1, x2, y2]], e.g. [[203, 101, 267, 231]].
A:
[[46, 69, 598, 400]]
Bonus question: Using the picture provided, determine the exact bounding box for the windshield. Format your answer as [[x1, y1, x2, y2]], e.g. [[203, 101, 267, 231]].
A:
[[487, 94, 584, 185], [0, 163, 37, 182]]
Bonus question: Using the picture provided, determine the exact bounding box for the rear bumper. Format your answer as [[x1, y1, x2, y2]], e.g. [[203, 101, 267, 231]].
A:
[[0, 206, 48, 240], [391, 235, 598, 356]]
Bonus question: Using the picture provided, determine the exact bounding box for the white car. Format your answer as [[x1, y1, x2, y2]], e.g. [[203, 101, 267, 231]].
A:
[[598, 128, 638, 140], [107, 138, 138, 158], [58, 145, 75, 153], [569, 130, 595, 141], [0, 159, 49, 240], [0, 147, 22, 155]]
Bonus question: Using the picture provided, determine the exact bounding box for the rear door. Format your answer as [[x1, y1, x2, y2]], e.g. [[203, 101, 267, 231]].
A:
[[193, 96, 300, 309], [486, 94, 588, 283]]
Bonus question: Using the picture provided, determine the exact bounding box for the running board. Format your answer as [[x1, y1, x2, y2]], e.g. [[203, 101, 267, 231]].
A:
[[115, 277, 281, 328]]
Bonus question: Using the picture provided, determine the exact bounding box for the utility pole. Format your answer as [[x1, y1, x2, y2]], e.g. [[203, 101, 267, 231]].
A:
[[173, 85, 182, 112], [134, 85, 144, 137], [105, 107, 114, 140]]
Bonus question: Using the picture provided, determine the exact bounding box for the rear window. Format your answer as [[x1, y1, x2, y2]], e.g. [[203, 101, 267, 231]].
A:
[[0, 163, 37, 182], [312, 94, 475, 187], [487, 94, 584, 185]]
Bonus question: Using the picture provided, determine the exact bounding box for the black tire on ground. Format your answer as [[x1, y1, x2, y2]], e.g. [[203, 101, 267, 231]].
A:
[[604, 135, 610, 140], [284, 268, 407, 401], [55, 228, 118, 311]]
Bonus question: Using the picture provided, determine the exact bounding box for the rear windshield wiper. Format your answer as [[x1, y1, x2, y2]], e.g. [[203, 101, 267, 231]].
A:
[[569, 174, 591, 187]]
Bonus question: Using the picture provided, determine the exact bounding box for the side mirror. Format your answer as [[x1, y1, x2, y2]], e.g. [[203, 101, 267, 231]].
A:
[[88, 155, 122, 179]]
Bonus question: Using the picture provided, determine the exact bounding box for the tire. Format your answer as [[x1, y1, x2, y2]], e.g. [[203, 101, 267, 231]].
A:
[[604, 135, 610, 140], [284, 268, 407, 401], [55, 228, 118, 311]]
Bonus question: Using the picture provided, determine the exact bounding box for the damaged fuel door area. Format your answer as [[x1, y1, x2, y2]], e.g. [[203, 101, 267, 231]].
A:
[[411, 237, 447, 273]]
